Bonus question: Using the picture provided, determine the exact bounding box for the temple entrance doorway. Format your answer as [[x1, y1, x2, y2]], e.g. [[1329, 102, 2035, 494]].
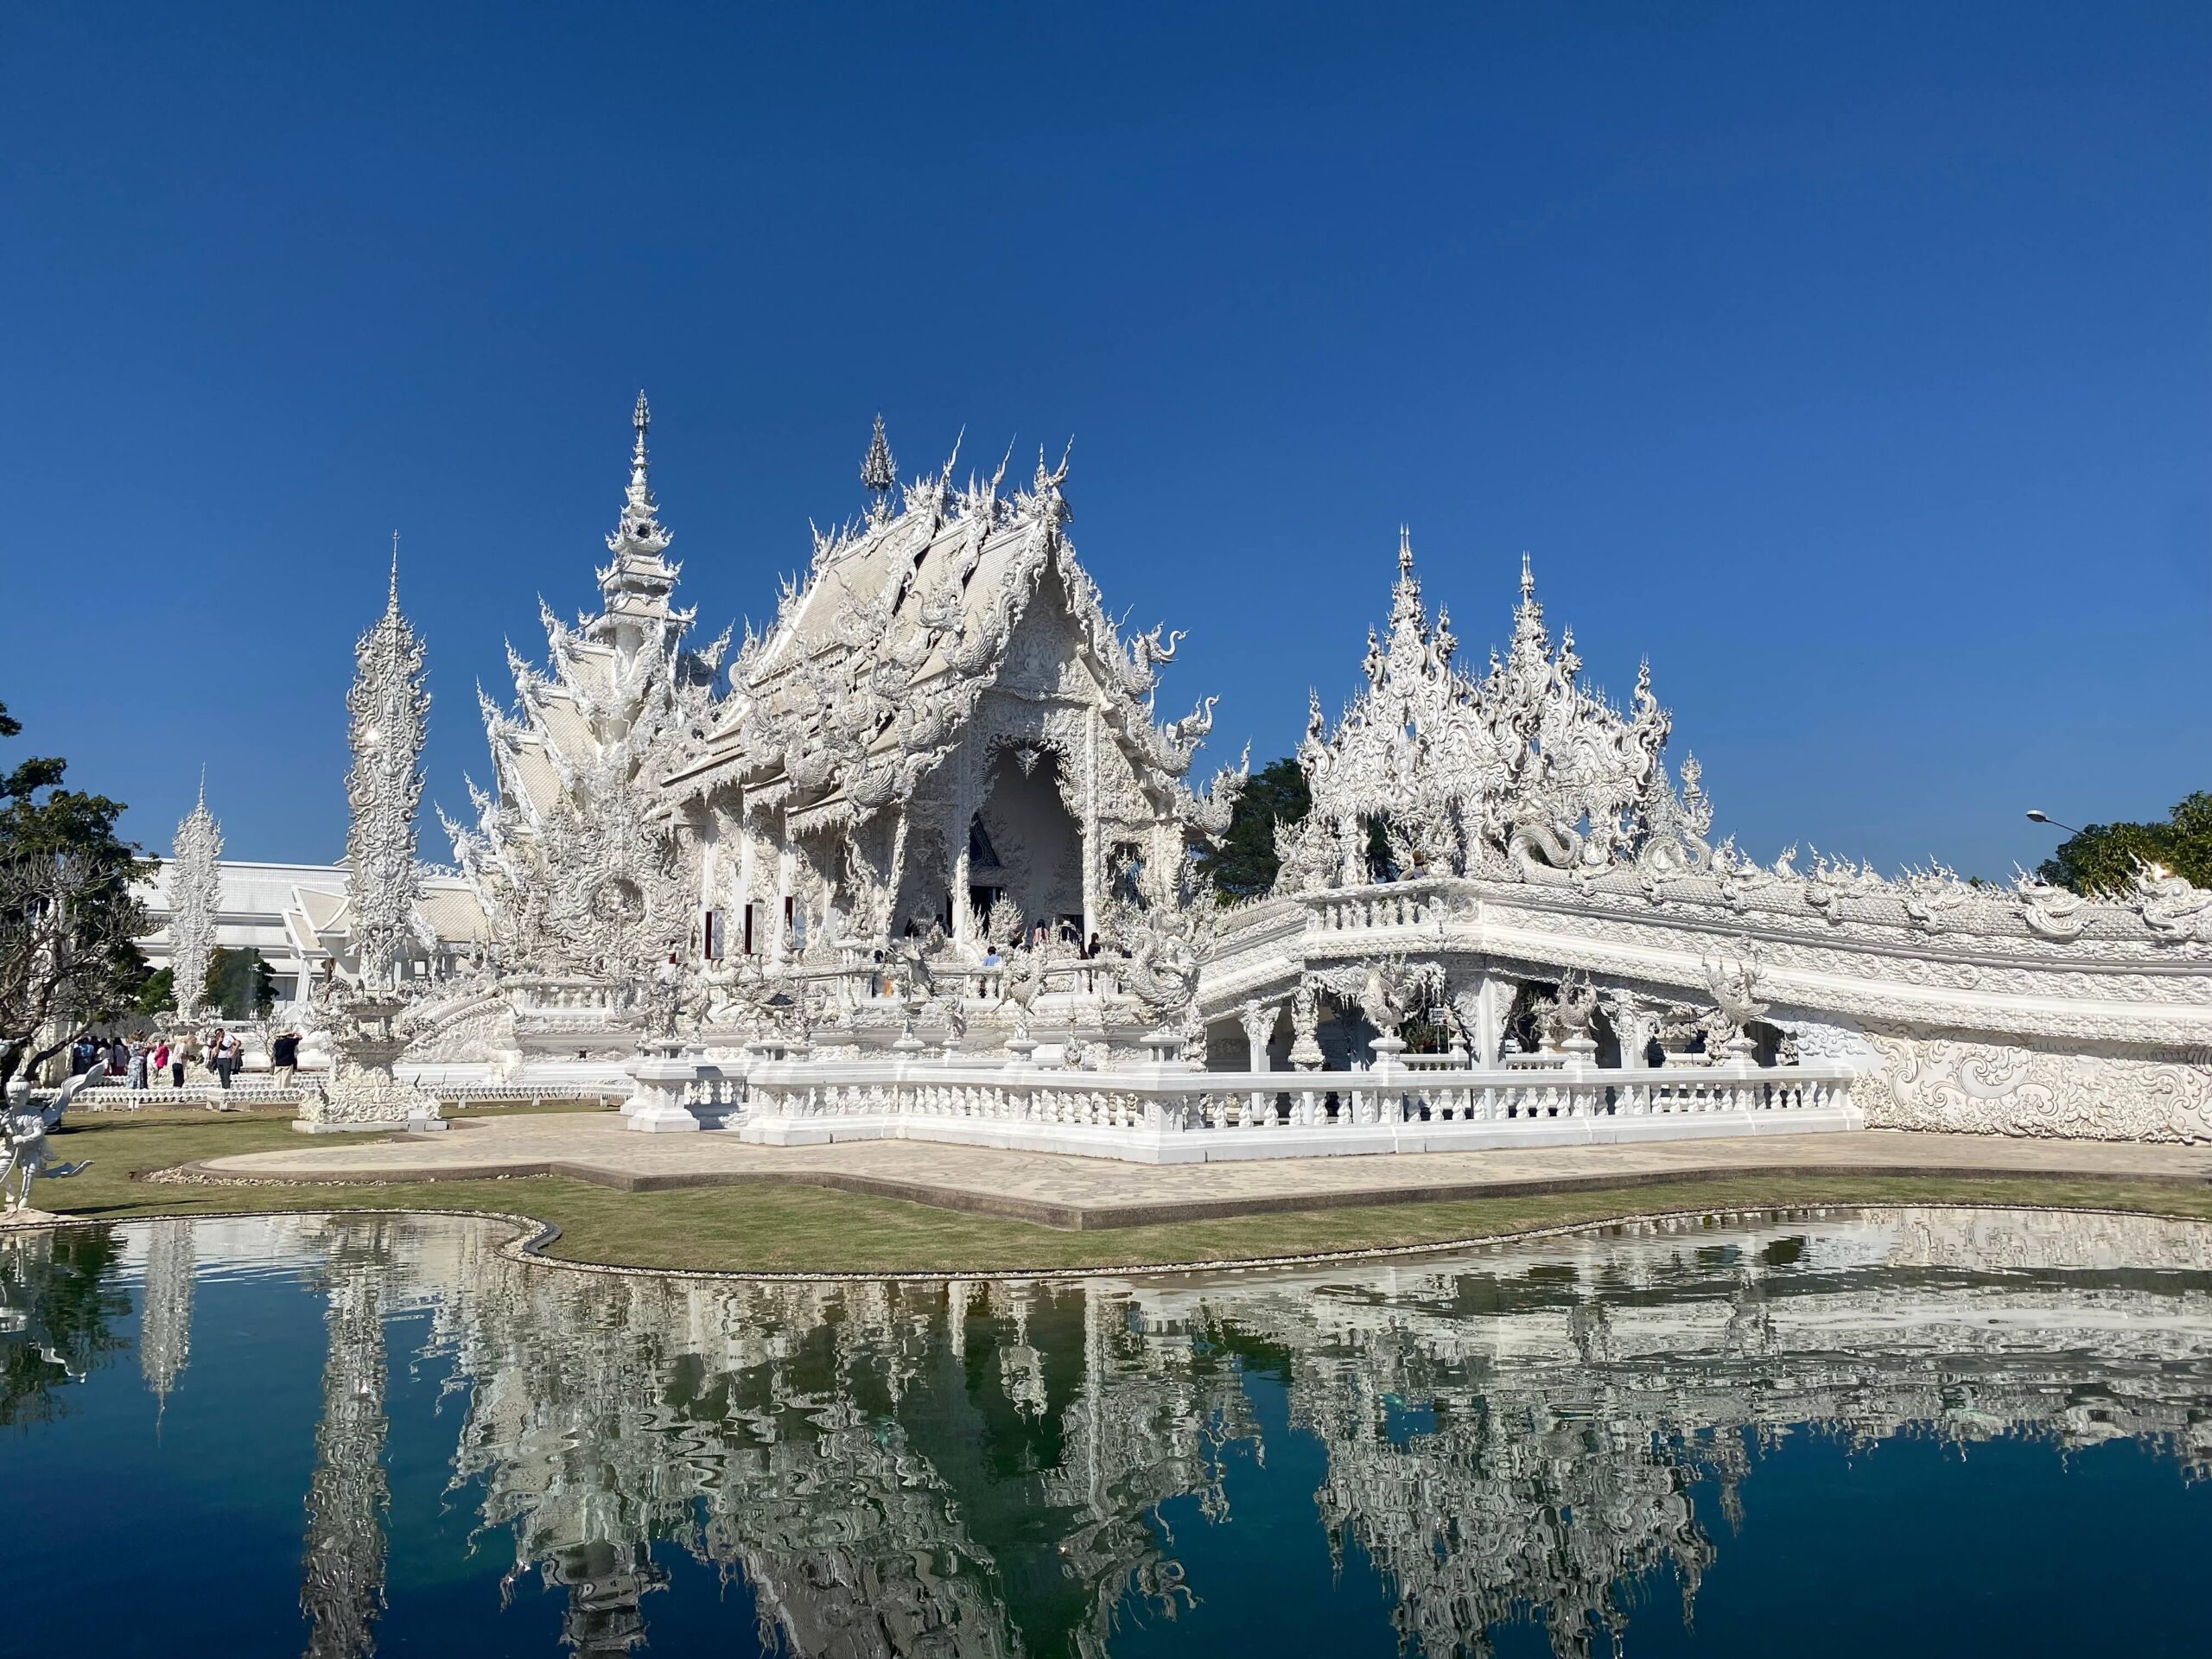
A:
[[970, 744, 1084, 945]]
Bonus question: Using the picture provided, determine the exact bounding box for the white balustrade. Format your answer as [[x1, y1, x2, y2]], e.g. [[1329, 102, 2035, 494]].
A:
[[726, 1054, 1864, 1160]]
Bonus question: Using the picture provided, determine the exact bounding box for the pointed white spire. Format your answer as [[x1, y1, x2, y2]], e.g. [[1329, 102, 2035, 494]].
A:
[[1388, 524, 1424, 632], [168, 779, 224, 1022], [606, 391, 671, 559], [344, 543, 429, 991]]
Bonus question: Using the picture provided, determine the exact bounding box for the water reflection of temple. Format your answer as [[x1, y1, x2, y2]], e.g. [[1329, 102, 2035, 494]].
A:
[[99, 1207, 2212, 1658]]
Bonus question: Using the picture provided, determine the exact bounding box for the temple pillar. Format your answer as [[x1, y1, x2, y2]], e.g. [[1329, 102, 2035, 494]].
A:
[[696, 842, 720, 958], [1237, 1000, 1281, 1071], [1148, 819, 1174, 906], [950, 791, 974, 950], [1605, 992, 1661, 1070], [1288, 979, 1325, 1071], [1081, 707, 1100, 945], [1458, 972, 1511, 1070], [772, 846, 794, 962], [736, 830, 757, 956]]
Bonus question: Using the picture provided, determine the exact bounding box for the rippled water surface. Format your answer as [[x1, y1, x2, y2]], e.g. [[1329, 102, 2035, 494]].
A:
[[5, 1206, 2211, 1657]]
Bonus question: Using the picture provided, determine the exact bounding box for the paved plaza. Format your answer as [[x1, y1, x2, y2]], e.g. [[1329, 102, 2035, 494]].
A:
[[186, 1114, 2212, 1230]]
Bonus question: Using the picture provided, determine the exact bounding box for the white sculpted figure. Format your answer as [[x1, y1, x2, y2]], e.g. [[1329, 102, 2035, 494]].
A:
[[995, 944, 1052, 1042], [1116, 906, 1209, 1033], [1700, 944, 1770, 1061], [1538, 973, 1601, 1052], [1357, 955, 1443, 1039], [2133, 861, 2212, 945], [2, 1077, 96, 1216]]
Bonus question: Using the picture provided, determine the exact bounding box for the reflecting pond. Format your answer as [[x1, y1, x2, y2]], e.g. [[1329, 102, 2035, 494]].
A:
[[5, 1206, 2211, 1657]]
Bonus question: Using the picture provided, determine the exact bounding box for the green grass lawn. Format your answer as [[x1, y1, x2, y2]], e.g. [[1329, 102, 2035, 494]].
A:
[[31, 1108, 2212, 1276]]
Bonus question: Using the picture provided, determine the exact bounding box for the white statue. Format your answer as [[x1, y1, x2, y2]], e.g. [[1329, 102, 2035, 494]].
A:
[[1, 1069, 101, 1217]]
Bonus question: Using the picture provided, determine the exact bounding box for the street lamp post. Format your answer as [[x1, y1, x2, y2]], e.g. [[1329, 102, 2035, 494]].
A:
[[2025, 810, 2081, 836]]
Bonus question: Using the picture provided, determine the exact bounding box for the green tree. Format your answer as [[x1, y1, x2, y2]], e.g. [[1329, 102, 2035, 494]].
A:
[[207, 944, 276, 1019], [1197, 758, 1311, 903], [2037, 792, 2212, 896], [0, 700, 152, 1083], [134, 964, 175, 1016]]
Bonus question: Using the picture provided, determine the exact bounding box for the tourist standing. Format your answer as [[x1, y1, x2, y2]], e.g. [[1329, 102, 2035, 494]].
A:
[[270, 1028, 299, 1087], [126, 1036, 149, 1090], [152, 1037, 171, 1088], [106, 1035, 129, 1077], [210, 1027, 235, 1090]]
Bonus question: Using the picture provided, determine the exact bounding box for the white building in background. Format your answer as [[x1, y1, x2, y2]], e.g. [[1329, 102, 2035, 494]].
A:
[[135, 860, 491, 1015]]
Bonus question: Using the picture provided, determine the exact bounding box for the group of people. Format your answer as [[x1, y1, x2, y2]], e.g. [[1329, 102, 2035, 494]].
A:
[[67, 1027, 302, 1093], [977, 919, 1109, 969]]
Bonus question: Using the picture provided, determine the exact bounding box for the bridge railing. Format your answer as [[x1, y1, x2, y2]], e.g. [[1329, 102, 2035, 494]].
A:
[[734, 1057, 1859, 1135]]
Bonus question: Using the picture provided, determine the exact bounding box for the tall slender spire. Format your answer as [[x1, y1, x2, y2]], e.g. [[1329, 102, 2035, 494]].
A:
[[168, 781, 223, 1022], [344, 549, 429, 992], [1510, 550, 1549, 664], [861, 413, 898, 523], [606, 391, 671, 559], [1388, 524, 1424, 632], [388, 531, 401, 610]]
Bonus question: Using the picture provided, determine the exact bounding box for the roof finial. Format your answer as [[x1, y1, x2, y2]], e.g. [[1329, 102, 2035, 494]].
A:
[[861, 413, 898, 516], [196, 762, 207, 810], [607, 391, 671, 557], [628, 391, 652, 500], [1398, 524, 1414, 575], [1520, 550, 1535, 600], [389, 531, 402, 610]]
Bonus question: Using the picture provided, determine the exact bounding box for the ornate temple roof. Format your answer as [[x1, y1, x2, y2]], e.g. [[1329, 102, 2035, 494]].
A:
[[442, 396, 732, 970], [663, 428, 1235, 834], [1283, 535, 1698, 886], [466, 393, 727, 838]]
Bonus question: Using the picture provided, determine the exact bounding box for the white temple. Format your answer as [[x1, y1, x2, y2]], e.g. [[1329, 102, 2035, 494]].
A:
[[138, 397, 2212, 1148]]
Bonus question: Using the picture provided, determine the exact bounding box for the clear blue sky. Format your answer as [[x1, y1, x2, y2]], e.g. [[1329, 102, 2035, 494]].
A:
[[3, 2, 2205, 878]]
